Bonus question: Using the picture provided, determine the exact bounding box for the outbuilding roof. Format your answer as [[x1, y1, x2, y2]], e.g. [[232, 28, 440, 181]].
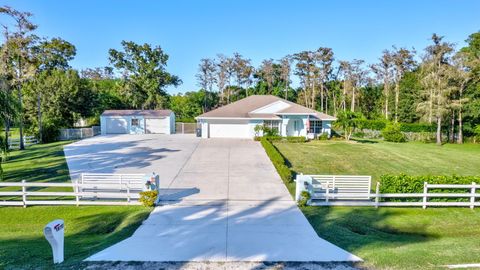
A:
[[196, 95, 336, 120], [101, 110, 172, 117]]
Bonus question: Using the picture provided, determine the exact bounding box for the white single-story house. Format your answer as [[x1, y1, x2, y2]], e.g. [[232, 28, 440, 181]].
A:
[[100, 110, 175, 135], [195, 95, 336, 139]]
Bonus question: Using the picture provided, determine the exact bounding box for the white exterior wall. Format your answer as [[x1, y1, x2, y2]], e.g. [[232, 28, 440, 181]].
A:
[[100, 116, 106, 135], [322, 120, 333, 137], [170, 112, 175, 134], [200, 120, 209, 138], [197, 117, 333, 139], [101, 114, 174, 135]]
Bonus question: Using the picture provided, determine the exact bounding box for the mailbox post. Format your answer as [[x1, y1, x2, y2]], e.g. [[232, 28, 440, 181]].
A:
[[44, 219, 64, 264]]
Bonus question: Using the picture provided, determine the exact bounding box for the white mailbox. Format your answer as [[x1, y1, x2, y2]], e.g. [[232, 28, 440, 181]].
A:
[[44, 219, 64, 264]]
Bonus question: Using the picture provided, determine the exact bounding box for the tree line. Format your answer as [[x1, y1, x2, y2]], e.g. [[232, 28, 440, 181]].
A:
[[191, 33, 480, 145]]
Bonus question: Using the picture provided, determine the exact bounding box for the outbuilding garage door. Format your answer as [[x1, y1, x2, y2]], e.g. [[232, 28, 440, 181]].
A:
[[145, 118, 170, 134], [106, 118, 128, 134], [209, 123, 251, 138]]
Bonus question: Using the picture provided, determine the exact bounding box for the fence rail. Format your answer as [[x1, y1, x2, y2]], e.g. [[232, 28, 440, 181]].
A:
[[8, 136, 38, 149], [296, 175, 479, 208], [0, 180, 142, 207], [58, 126, 100, 141]]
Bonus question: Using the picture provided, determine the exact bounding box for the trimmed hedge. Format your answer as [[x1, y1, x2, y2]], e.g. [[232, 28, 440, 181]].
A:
[[358, 119, 388, 130], [380, 174, 480, 202], [260, 138, 292, 183], [399, 123, 436, 133], [357, 119, 437, 133], [256, 136, 307, 143]]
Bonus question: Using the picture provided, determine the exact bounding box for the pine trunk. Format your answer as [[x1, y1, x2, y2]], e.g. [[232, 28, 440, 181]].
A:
[[457, 108, 463, 144], [37, 93, 43, 143], [436, 116, 442, 146], [395, 84, 399, 123], [449, 111, 455, 143]]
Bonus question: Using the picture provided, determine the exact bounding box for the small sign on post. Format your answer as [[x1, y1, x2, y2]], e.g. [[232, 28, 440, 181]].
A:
[[44, 219, 65, 264]]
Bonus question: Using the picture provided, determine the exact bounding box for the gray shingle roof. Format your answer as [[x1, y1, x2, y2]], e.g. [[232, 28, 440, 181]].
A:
[[196, 95, 336, 120], [101, 110, 172, 117]]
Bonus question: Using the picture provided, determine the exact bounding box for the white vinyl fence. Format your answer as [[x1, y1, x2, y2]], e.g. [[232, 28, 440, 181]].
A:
[[295, 174, 479, 208], [0, 173, 151, 207], [8, 136, 38, 149], [58, 126, 100, 141], [175, 122, 197, 134]]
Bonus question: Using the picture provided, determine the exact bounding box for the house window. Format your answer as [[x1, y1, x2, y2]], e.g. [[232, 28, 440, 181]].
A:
[[263, 120, 281, 134], [131, 118, 140, 127], [308, 120, 323, 134]]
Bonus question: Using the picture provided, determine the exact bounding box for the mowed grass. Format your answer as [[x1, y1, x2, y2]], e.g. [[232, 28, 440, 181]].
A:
[[274, 140, 480, 269], [0, 206, 150, 269], [0, 141, 152, 269], [3, 141, 72, 183], [275, 140, 480, 182], [303, 207, 480, 269]]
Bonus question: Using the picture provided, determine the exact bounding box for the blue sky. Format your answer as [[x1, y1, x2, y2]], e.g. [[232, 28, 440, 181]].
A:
[[2, 0, 479, 94]]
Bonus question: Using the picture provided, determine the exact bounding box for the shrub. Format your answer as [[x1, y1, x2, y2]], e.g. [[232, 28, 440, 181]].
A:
[[358, 119, 388, 131], [474, 125, 480, 143], [318, 133, 329, 140], [380, 174, 480, 193], [380, 174, 480, 201], [263, 126, 279, 137], [263, 135, 283, 142], [298, 191, 311, 207], [260, 138, 292, 183], [41, 122, 60, 143], [286, 136, 307, 143], [400, 123, 436, 133], [139, 190, 158, 207], [352, 132, 365, 138], [382, 123, 406, 142]]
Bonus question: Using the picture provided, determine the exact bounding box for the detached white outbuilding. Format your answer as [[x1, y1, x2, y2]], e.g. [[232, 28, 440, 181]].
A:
[[100, 110, 175, 135]]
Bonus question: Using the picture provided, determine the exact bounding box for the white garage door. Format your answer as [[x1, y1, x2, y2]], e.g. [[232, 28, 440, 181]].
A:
[[106, 118, 128, 134], [209, 123, 251, 138], [145, 118, 170, 134]]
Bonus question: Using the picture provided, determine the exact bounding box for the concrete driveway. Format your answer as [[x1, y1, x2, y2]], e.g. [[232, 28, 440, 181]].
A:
[[66, 135, 360, 262], [64, 134, 200, 187]]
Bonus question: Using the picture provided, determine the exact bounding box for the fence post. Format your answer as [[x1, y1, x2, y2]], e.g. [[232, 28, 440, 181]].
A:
[[75, 180, 80, 207], [375, 182, 380, 209], [325, 181, 330, 203], [423, 182, 428, 209], [22, 180, 27, 208], [126, 184, 131, 203], [471, 182, 476, 210], [182, 123, 185, 134], [295, 174, 302, 201], [80, 128, 83, 139]]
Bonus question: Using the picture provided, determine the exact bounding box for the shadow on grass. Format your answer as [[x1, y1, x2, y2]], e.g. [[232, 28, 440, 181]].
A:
[[0, 209, 150, 270], [351, 138, 378, 144], [301, 206, 436, 253]]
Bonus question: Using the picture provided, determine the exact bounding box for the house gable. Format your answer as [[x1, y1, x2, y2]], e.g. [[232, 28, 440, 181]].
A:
[[250, 101, 290, 114]]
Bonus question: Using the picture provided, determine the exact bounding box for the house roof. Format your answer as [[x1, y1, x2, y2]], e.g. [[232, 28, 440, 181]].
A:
[[196, 95, 336, 120], [101, 110, 172, 117]]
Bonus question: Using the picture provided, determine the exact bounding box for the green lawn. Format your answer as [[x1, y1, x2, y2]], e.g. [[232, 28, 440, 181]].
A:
[[0, 141, 152, 269], [275, 140, 480, 182], [274, 140, 480, 269]]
